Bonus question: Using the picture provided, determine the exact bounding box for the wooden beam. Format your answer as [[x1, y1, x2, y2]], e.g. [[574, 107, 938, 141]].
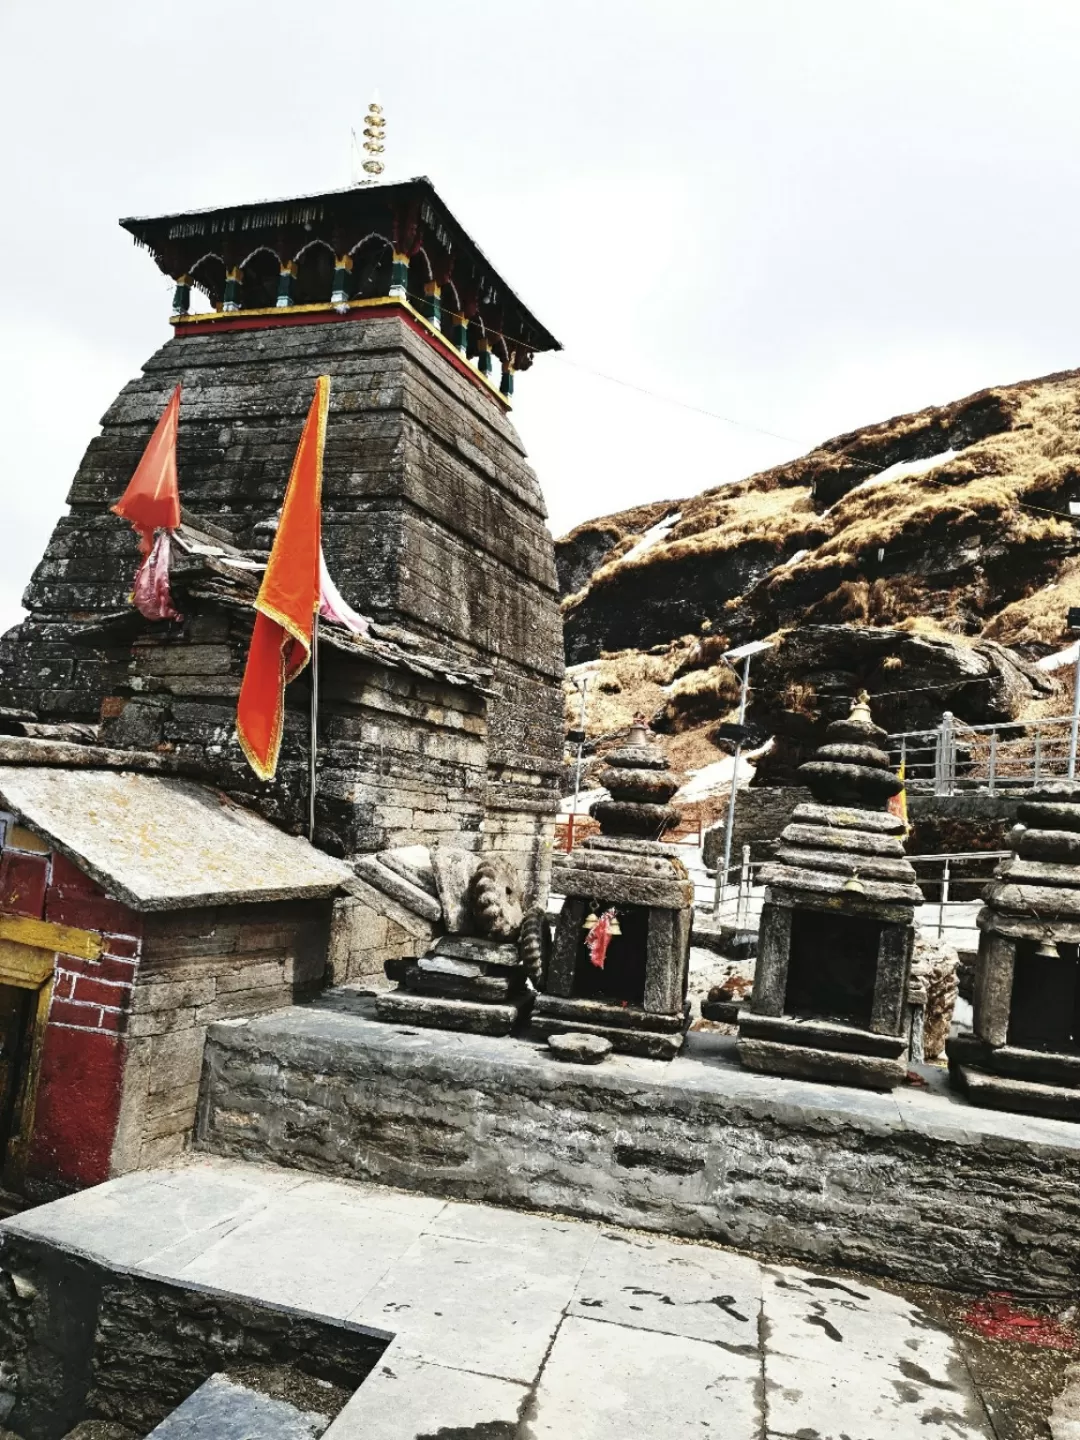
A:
[[0, 914, 103, 962], [0, 939, 55, 988]]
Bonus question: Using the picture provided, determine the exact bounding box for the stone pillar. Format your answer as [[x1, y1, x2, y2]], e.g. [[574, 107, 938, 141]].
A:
[[222, 267, 242, 312], [171, 275, 191, 317], [423, 281, 442, 328], [973, 930, 1017, 1048], [331, 254, 353, 307], [749, 903, 792, 1017], [276, 261, 296, 307], [390, 250, 410, 299], [871, 923, 914, 1035]]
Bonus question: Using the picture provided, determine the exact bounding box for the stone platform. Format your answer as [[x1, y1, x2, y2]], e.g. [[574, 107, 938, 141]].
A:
[[0, 1156, 994, 1437], [198, 992, 1080, 1296]]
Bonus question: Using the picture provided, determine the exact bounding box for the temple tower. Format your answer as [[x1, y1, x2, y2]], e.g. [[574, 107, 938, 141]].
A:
[[0, 178, 565, 893]]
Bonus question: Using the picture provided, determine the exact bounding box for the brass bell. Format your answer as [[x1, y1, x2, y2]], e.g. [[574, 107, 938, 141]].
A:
[[583, 911, 599, 931], [842, 871, 865, 895], [1035, 935, 1061, 960], [608, 913, 623, 937]]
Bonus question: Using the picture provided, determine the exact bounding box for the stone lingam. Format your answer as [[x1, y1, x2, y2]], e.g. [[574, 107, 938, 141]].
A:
[[531, 723, 693, 1059], [737, 693, 923, 1090], [948, 780, 1080, 1120]]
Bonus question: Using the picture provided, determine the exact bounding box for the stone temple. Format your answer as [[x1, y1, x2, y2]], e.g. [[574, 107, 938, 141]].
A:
[[0, 175, 566, 1197], [0, 176, 564, 899]]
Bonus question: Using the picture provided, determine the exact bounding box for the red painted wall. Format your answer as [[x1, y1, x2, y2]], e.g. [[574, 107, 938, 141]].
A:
[[0, 827, 142, 1190]]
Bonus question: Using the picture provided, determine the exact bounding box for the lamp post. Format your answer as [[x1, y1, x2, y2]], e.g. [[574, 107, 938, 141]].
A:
[[715, 639, 775, 913]]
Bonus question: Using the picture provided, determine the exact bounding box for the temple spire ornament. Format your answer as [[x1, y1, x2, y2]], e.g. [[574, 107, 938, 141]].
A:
[[359, 95, 386, 185]]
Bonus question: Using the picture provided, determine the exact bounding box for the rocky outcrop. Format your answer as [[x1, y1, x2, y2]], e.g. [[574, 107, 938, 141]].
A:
[[747, 624, 1056, 784], [558, 367, 1080, 750]]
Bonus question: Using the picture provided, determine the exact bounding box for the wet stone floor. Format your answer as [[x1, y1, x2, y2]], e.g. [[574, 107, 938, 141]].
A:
[[3, 1156, 1076, 1439]]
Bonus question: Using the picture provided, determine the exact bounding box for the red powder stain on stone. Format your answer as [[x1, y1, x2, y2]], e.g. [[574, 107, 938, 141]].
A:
[[963, 1293, 1077, 1350]]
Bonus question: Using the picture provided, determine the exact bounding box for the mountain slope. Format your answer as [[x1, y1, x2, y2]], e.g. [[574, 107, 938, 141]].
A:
[[558, 368, 1079, 773]]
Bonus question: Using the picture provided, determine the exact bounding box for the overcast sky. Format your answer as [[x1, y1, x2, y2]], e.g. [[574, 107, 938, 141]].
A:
[[4, 0, 1080, 634]]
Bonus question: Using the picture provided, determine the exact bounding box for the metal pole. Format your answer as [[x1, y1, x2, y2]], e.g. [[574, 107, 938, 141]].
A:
[[308, 611, 320, 842], [988, 730, 997, 795], [568, 676, 589, 851], [938, 856, 950, 939], [1070, 646, 1080, 780], [719, 654, 752, 910], [1034, 726, 1042, 783], [737, 843, 751, 929]]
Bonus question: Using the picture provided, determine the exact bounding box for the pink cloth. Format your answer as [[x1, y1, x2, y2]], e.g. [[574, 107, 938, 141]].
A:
[[587, 910, 617, 970], [132, 531, 182, 622], [319, 549, 370, 635]]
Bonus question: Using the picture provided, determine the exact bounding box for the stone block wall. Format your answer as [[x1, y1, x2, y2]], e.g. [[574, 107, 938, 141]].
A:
[[0, 314, 565, 893], [327, 881, 437, 986], [200, 1010, 1080, 1297], [112, 900, 331, 1174], [101, 604, 491, 862]]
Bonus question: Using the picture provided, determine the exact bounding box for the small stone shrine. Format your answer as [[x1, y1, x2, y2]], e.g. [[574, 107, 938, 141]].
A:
[[737, 693, 922, 1090], [948, 780, 1080, 1119], [375, 853, 542, 1036], [532, 723, 693, 1058]]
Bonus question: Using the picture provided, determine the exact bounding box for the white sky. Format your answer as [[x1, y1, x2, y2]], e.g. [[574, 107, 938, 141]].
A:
[[4, 0, 1080, 636]]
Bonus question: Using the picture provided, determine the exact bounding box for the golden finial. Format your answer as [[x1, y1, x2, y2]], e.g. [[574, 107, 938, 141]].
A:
[[360, 95, 386, 184], [850, 689, 872, 727]]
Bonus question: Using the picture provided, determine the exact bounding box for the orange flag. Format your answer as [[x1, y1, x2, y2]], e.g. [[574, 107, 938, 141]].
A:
[[112, 385, 182, 555], [236, 376, 330, 781]]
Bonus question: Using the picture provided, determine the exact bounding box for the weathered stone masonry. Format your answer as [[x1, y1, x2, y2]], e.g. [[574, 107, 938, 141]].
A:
[[0, 314, 565, 891]]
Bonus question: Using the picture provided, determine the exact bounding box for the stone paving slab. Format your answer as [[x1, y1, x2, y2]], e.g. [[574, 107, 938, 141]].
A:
[[528, 1314, 763, 1438], [325, 1356, 527, 1438], [0, 1156, 996, 1439], [146, 1373, 330, 1438]]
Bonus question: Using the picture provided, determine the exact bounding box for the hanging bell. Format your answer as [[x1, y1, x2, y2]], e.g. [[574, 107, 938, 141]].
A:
[[583, 911, 599, 931], [608, 913, 622, 937], [1035, 935, 1061, 960], [842, 871, 865, 895]]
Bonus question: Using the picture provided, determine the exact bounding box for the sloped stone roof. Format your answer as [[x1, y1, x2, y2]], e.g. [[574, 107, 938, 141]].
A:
[[0, 766, 351, 911]]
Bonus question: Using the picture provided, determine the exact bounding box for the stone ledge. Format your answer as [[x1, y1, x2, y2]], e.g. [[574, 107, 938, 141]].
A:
[[198, 994, 1080, 1296]]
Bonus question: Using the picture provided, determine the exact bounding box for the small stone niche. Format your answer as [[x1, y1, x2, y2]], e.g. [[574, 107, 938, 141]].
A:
[[949, 780, 1080, 1119], [737, 693, 922, 1091], [533, 724, 693, 1059]]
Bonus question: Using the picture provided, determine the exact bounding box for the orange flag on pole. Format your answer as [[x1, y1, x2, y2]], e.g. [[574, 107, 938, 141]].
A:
[[236, 376, 330, 781], [112, 385, 182, 555]]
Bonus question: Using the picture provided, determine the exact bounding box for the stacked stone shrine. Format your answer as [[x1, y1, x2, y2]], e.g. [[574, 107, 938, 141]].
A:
[[736, 694, 923, 1090], [375, 854, 541, 1036], [948, 780, 1080, 1120], [532, 724, 693, 1059]]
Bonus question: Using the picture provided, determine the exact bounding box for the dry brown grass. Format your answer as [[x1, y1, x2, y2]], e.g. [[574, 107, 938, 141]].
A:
[[563, 640, 697, 739], [983, 555, 1080, 648], [561, 370, 1080, 634], [658, 664, 742, 732], [599, 485, 821, 581]]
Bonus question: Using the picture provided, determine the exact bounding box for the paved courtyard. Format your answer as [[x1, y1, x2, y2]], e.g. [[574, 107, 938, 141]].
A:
[[3, 1155, 1001, 1438]]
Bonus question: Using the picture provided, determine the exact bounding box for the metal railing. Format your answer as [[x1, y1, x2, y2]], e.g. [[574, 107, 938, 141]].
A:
[[887, 713, 1078, 795], [707, 846, 1006, 954], [712, 845, 765, 926]]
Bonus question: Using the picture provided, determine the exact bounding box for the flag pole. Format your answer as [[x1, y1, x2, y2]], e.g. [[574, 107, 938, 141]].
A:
[[309, 611, 320, 841]]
